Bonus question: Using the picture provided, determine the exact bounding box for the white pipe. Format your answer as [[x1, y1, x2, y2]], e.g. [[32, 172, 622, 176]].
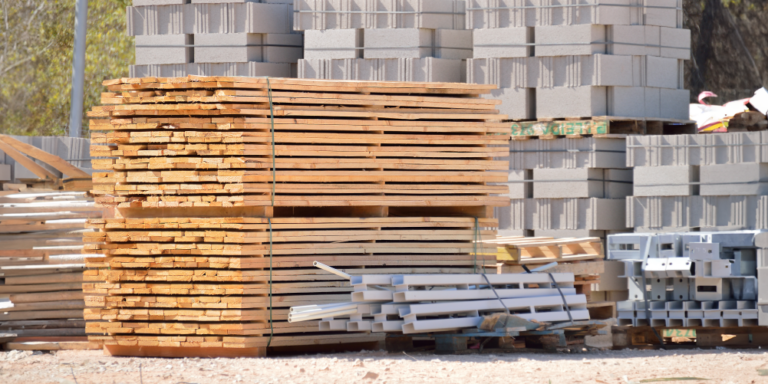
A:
[[313, 261, 351, 279], [290, 302, 355, 313], [289, 308, 358, 323]]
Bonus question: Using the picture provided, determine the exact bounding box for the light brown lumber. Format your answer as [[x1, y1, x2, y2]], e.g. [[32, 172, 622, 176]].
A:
[[0, 309, 84, 321], [2, 328, 87, 337], [0, 141, 56, 180], [6, 340, 98, 351], [0, 282, 85, 294], [3, 300, 85, 312], [4, 272, 84, 285], [0, 320, 86, 329], [10, 290, 84, 303], [0, 135, 91, 178]]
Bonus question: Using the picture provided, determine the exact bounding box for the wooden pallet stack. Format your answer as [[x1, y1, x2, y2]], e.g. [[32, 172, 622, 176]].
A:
[[0, 190, 102, 348], [483, 236, 613, 319], [84, 76, 510, 357]]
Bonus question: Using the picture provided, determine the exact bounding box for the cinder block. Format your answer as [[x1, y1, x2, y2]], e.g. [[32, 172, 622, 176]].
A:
[[532, 168, 632, 199], [298, 58, 464, 82], [759, 267, 768, 301], [633, 165, 698, 197], [536, 86, 607, 118], [643, 0, 681, 28], [466, 0, 635, 29], [701, 163, 768, 196], [608, 86, 649, 118], [466, 57, 533, 89], [507, 136, 627, 170], [0, 164, 10, 181], [660, 26, 691, 60], [646, 55, 681, 88], [130, 62, 296, 78], [294, 0, 466, 30], [506, 169, 531, 199], [535, 25, 606, 56], [364, 29, 472, 59], [304, 29, 363, 59], [127, 4, 186, 36], [486, 88, 535, 120], [542, 54, 634, 88], [473, 27, 532, 58], [526, 197, 628, 231], [608, 25, 659, 56], [135, 0, 188, 5], [659, 88, 690, 119], [194, 33, 302, 63], [188, 3, 292, 34], [135, 34, 193, 65]]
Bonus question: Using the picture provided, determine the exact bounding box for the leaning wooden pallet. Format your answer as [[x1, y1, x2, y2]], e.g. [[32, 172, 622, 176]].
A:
[[85, 76, 510, 358]]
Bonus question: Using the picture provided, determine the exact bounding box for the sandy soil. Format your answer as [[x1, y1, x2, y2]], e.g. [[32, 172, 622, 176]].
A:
[[0, 347, 766, 384]]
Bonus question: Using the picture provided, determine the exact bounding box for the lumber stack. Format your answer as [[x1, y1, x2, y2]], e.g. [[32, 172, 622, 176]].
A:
[[0, 191, 102, 339], [485, 236, 613, 319], [84, 75, 510, 357]]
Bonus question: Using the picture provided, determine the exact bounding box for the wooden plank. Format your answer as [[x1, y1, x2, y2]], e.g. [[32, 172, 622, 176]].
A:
[[0, 141, 56, 180], [5, 340, 99, 351], [104, 345, 266, 357], [0, 135, 91, 178]]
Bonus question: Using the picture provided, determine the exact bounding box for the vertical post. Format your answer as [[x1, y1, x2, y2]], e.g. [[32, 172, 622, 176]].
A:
[[68, 0, 88, 138]]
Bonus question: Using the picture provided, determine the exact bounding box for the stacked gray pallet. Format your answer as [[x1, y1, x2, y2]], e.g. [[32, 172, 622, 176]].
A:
[[0, 136, 93, 183], [296, 0, 470, 82], [627, 132, 768, 232], [496, 135, 631, 238], [128, 0, 302, 78], [607, 231, 761, 327], [465, 0, 690, 119]]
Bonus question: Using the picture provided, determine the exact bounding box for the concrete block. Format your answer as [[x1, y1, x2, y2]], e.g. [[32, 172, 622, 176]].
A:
[[467, 57, 533, 89], [526, 197, 628, 230], [701, 163, 768, 196], [608, 86, 650, 118], [466, 0, 638, 29], [660, 26, 690, 59], [626, 132, 768, 167], [759, 267, 768, 301], [194, 33, 302, 63], [532, 168, 632, 199], [599, 260, 630, 291], [486, 88, 535, 120], [536, 86, 606, 118], [506, 169, 531, 199], [0, 164, 10, 181], [473, 27, 532, 58], [607, 25, 657, 56], [627, 195, 768, 231], [135, 34, 193, 65], [627, 277, 644, 301], [532, 229, 611, 238], [535, 25, 606, 56], [671, 278, 689, 301], [689, 242, 720, 261], [294, 0, 466, 30], [542, 54, 634, 88], [364, 29, 472, 59], [633, 165, 698, 197], [127, 4, 187, 35], [130, 62, 297, 77], [135, 0, 188, 5], [646, 55, 681, 88], [643, 0, 681, 28], [760, 304, 768, 326], [693, 277, 730, 301], [189, 3, 292, 34], [298, 58, 464, 82], [304, 29, 363, 59], [659, 88, 690, 119], [507, 136, 627, 170]]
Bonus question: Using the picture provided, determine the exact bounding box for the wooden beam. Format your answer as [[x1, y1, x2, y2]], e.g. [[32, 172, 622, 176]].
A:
[[0, 135, 90, 178], [0, 141, 56, 180]]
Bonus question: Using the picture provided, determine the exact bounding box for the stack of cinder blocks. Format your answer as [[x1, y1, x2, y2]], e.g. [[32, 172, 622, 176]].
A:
[[129, 0, 301, 78], [465, 0, 690, 119], [608, 231, 761, 327], [627, 132, 768, 232], [496, 135, 631, 238], [296, 0, 470, 82]]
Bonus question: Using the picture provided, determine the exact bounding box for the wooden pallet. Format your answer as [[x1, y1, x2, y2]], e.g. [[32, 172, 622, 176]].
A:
[[485, 236, 603, 264], [612, 325, 768, 349], [509, 116, 697, 140]]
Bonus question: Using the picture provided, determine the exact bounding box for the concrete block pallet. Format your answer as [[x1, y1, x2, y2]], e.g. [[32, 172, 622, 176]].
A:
[[127, 1, 301, 78], [84, 75, 510, 357]]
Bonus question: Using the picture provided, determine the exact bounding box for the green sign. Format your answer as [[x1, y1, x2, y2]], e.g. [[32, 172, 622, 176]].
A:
[[510, 120, 610, 136], [661, 329, 696, 338]]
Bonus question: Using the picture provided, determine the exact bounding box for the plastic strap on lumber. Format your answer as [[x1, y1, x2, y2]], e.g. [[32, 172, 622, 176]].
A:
[[480, 273, 510, 315], [639, 236, 664, 345], [473, 217, 479, 274], [521, 265, 573, 324], [266, 77, 276, 350], [267, 217, 274, 349]]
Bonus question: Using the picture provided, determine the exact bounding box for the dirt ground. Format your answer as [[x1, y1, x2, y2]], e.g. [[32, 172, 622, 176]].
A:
[[1, 347, 767, 384]]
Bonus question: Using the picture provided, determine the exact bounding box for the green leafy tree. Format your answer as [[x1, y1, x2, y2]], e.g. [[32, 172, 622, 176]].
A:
[[0, 0, 132, 137]]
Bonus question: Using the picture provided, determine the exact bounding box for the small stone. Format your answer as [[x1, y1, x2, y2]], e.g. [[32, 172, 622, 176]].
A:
[[353, 359, 364, 368], [362, 372, 379, 380]]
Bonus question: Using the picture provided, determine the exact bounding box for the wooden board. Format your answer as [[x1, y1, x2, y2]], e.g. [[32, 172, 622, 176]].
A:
[[485, 236, 603, 264]]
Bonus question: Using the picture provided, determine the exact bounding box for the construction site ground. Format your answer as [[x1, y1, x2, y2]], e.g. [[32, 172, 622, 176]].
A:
[[0, 348, 765, 384]]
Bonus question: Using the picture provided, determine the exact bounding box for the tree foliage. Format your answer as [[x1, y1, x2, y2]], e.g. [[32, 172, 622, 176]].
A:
[[0, 0, 132, 137]]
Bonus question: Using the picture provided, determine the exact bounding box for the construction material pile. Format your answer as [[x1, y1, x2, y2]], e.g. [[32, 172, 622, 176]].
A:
[[290, 266, 589, 334], [84, 75, 509, 357], [0, 191, 101, 339], [608, 231, 763, 327]]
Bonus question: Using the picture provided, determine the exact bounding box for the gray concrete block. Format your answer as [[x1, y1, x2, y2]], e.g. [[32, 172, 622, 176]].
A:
[[466, 0, 635, 29], [532, 229, 612, 238], [543, 54, 634, 88], [363, 29, 472, 59], [628, 195, 768, 231], [466, 57, 533, 89], [607, 25, 658, 56], [527, 197, 628, 231], [0, 164, 10, 181], [188, 3, 292, 34], [532, 168, 632, 199], [133, 33, 192, 64], [485, 88, 534, 120], [646, 55, 681, 89], [536, 86, 607, 118], [759, 267, 768, 302], [294, 0, 466, 30], [659, 88, 690, 119], [127, 4, 187, 35], [194, 33, 302, 63], [700, 163, 768, 196], [473, 27, 532, 58], [298, 58, 464, 82], [625, 132, 768, 167], [608, 86, 650, 118], [506, 135, 627, 169], [304, 29, 363, 59], [130, 62, 296, 77], [633, 165, 698, 197], [643, 0, 682, 28], [506, 169, 531, 199], [660, 26, 691, 60], [135, 0, 189, 5], [536, 25, 606, 56]]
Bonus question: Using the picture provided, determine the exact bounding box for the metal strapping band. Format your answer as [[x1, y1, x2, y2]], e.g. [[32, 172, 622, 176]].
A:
[[266, 77, 276, 350], [467, 4, 681, 10], [481, 273, 511, 315], [473, 217, 480, 274], [135, 44, 303, 48], [294, 10, 464, 14], [474, 41, 690, 49], [521, 265, 573, 324], [304, 45, 471, 51]]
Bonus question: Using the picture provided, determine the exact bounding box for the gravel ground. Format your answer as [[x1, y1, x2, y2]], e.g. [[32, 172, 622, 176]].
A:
[[0, 347, 766, 384]]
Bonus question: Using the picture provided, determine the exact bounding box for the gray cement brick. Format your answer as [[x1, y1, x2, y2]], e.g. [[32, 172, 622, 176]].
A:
[[536, 86, 607, 118], [759, 267, 768, 302], [135, 34, 193, 65], [660, 26, 691, 60], [127, 5, 187, 35], [466, 57, 533, 89], [700, 163, 768, 196], [188, 3, 292, 34], [506, 136, 627, 169], [363, 29, 472, 59], [135, 0, 189, 5], [194, 33, 302, 63], [608, 86, 650, 118], [293, 0, 466, 30], [472, 27, 532, 58], [646, 56, 681, 89], [532, 168, 632, 199], [535, 25, 606, 57], [486, 88, 534, 120], [543, 54, 634, 88], [527, 197, 628, 231], [505, 169, 531, 199], [607, 25, 660, 56], [304, 29, 363, 59], [643, 0, 683, 28], [627, 195, 768, 231], [659, 88, 690, 119], [466, 0, 635, 29], [298, 58, 464, 82], [633, 165, 698, 197], [130, 62, 296, 77], [626, 132, 768, 167], [0, 164, 10, 181]]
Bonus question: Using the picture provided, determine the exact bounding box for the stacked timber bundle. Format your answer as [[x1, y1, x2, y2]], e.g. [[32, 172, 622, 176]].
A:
[[84, 75, 510, 357], [0, 191, 102, 343], [483, 236, 614, 319]]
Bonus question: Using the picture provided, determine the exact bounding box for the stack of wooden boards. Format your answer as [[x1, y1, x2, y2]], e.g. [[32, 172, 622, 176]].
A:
[[85, 76, 510, 357], [483, 236, 614, 319], [0, 190, 102, 349]]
